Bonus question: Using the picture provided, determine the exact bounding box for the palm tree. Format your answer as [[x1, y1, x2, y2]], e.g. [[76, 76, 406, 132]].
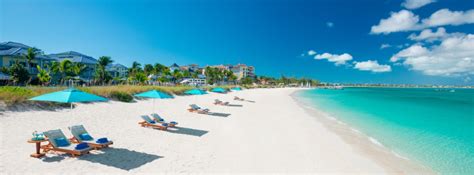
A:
[[36, 65, 51, 86], [128, 61, 142, 76], [192, 72, 199, 79], [71, 63, 86, 77], [23, 48, 36, 73], [134, 72, 148, 85], [9, 61, 29, 85], [50, 59, 73, 85], [23, 48, 37, 85], [95, 56, 113, 85], [154, 63, 166, 75], [182, 70, 191, 78], [172, 69, 183, 83], [144, 64, 154, 75]]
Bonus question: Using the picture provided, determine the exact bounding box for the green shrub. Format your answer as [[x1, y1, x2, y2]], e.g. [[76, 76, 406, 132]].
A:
[[110, 91, 133, 102], [0, 86, 35, 105]]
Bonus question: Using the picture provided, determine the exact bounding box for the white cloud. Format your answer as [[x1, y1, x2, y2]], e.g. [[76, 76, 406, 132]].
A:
[[402, 0, 436, 9], [371, 9, 474, 34], [308, 50, 317, 56], [354, 60, 392, 73], [314, 52, 353, 65], [408, 27, 447, 41], [370, 10, 421, 34], [326, 22, 334, 28], [422, 9, 474, 27], [380, 44, 392, 49], [390, 44, 429, 62], [390, 34, 474, 76]]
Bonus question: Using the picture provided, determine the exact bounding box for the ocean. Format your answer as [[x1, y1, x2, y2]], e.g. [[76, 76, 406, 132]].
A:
[[296, 87, 474, 174]]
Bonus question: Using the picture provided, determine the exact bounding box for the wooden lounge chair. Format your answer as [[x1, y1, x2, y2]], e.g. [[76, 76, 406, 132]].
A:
[[234, 96, 245, 101], [214, 99, 230, 106], [188, 104, 210, 114], [139, 115, 168, 130], [68, 125, 113, 149], [150, 113, 178, 127], [43, 129, 93, 157]]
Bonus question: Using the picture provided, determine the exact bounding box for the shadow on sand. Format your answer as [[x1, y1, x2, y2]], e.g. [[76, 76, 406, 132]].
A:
[[41, 154, 67, 162], [78, 147, 162, 171], [167, 126, 209, 137], [227, 104, 243, 107], [205, 112, 231, 117]]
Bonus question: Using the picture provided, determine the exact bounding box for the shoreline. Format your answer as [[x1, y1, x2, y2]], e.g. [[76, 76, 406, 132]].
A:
[[291, 89, 435, 174]]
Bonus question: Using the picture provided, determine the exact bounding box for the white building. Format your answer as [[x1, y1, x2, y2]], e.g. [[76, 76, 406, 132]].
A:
[[106, 63, 128, 78]]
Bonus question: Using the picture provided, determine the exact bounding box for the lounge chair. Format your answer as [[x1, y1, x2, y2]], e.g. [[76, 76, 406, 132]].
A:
[[68, 125, 113, 149], [150, 113, 178, 127], [214, 99, 230, 106], [188, 104, 210, 114], [234, 96, 245, 101], [43, 129, 93, 157], [139, 115, 168, 130]]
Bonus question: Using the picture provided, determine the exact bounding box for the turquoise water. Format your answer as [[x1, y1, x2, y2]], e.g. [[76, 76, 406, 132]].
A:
[[297, 88, 474, 174]]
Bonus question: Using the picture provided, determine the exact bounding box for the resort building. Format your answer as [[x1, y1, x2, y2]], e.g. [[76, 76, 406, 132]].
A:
[[229, 64, 255, 80], [180, 74, 207, 86], [0, 41, 55, 76], [106, 63, 128, 78], [169, 63, 180, 72], [48, 51, 98, 82], [210, 64, 231, 71], [179, 64, 203, 74]]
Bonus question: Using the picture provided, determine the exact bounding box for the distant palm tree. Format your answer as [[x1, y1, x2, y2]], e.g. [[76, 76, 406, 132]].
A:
[[71, 63, 86, 77], [144, 64, 154, 75], [24, 48, 36, 72], [134, 72, 148, 85], [36, 65, 51, 86], [95, 56, 113, 85], [154, 63, 166, 75], [51, 59, 73, 85], [23, 48, 37, 85], [128, 61, 142, 75], [172, 69, 183, 83], [182, 70, 191, 78]]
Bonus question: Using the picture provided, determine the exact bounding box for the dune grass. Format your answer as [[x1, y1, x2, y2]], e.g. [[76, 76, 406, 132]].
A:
[[0, 85, 240, 105]]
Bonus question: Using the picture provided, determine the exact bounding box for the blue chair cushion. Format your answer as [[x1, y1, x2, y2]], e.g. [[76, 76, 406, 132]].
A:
[[170, 121, 178, 125], [149, 120, 156, 124], [96, 138, 109, 144], [75, 142, 89, 150], [159, 118, 164, 122], [162, 123, 169, 127], [79, 133, 93, 141], [54, 137, 70, 147]]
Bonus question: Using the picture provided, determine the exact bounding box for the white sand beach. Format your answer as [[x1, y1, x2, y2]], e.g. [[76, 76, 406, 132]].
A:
[[0, 88, 432, 174]]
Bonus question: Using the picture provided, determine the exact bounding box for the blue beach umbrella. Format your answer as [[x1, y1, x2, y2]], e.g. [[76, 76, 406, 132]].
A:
[[231, 87, 242, 91], [29, 88, 108, 111], [211, 87, 227, 93], [134, 90, 173, 113], [184, 89, 208, 95], [134, 90, 173, 99]]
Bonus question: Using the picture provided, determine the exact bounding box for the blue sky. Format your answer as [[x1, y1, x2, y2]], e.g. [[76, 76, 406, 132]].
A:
[[1, 0, 473, 85]]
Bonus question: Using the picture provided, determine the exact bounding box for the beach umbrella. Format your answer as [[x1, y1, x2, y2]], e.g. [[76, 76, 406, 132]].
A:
[[134, 90, 173, 113], [231, 87, 242, 91], [29, 88, 108, 114], [211, 87, 227, 93], [184, 88, 208, 95]]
